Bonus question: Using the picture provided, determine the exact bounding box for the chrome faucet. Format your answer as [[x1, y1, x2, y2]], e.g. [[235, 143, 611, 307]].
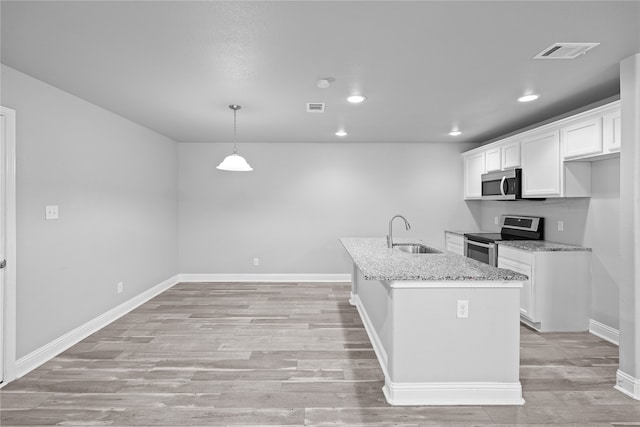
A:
[[387, 214, 411, 248]]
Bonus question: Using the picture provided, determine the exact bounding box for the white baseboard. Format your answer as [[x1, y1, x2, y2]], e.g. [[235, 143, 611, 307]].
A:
[[178, 273, 351, 283], [349, 292, 356, 306], [615, 369, 640, 400], [15, 274, 180, 379], [352, 294, 388, 376], [383, 380, 525, 406], [589, 319, 620, 346]]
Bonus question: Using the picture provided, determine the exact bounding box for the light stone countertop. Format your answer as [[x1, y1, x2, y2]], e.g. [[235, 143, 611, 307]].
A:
[[341, 237, 528, 282], [498, 240, 592, 252]]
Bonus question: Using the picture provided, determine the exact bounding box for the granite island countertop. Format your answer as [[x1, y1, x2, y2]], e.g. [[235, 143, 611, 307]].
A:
[[341, 237, 527, 282], [498, 240, 592, 252]]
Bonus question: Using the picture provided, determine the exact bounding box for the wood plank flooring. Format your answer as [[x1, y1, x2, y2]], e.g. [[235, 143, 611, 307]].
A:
[[1, 282, 639, 426]]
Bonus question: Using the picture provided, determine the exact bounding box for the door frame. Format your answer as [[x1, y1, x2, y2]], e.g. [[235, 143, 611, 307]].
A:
[[0, 106, 17, 385]]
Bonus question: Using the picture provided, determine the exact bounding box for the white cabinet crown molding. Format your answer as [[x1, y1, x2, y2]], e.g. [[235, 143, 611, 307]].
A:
[[462, 99, 620, 157]]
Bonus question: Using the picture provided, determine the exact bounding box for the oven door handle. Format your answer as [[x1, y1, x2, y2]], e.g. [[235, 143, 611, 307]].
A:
[[465, 239, 494, 249], [500, 176, 507, 196]]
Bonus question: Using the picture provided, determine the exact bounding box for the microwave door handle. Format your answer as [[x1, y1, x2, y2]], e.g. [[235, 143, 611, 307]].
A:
[[500, 176, 507, 196]]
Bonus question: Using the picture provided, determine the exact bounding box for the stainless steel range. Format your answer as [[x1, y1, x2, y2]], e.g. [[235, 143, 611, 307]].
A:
[[464, 215, 544, 266]]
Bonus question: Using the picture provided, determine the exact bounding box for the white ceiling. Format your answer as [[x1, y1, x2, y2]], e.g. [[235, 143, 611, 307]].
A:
[[2, 1, 639, 144]]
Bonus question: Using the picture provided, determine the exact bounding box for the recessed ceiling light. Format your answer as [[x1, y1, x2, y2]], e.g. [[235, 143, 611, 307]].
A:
[[449, 130, 462, 136], [518, 94, 540, 103], [335, 130, 348, 137], [347, 95, 366, 104]]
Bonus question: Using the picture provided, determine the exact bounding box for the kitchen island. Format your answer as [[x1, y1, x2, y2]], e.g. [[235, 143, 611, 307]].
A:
[[341, 237, 527, 406]]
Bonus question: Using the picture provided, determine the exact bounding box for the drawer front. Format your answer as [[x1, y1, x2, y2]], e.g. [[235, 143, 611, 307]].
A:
[[445, 232, 464, 256], [498, 245, 533, 265]]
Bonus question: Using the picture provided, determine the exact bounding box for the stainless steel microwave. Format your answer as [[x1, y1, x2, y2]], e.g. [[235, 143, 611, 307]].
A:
[[481, 168, 522, 200]]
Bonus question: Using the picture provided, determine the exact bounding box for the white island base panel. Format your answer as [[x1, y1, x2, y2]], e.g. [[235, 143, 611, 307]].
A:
[[351, 266, 524, 406]]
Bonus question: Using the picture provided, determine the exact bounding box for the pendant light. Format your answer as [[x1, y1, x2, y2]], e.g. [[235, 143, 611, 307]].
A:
[[217, 104, 253, 172]]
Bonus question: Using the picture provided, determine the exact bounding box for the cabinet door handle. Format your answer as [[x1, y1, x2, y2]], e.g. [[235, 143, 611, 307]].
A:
[[0, 259, 6, 269]]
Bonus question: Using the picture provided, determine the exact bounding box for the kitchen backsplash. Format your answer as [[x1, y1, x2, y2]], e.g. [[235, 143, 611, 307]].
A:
[[475, 198, 590, 245]]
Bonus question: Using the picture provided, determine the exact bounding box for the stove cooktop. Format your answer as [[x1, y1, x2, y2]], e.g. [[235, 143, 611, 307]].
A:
[[464, 215, 544, 244], [463, 232, 534, 244]]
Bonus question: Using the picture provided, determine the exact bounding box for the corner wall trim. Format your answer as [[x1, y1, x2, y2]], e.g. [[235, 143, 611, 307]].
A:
[[14, 274, 180, 379], [589, 319, 619, 346], [178, 273, 351, 283], [615, 369, 640, 400]]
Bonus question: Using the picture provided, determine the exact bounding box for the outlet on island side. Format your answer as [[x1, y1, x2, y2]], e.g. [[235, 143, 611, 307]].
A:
[[456, 300, 469, 319], [494, 216, 499, 225], [253, 258, 260, 266], [558, 221, 564, 232], [117, 282, 123, 294]]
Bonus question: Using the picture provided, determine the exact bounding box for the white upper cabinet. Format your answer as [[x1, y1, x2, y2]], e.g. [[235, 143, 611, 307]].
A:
[[463, 151, 486, 199], [560, 102, 620, 161], [485, 147, 501, 172], [561, 117, 603, 160], [521, 130, 562, 197], [501, 140, 521, 169], [460, 100, 619, 199], [602, 110, 621, 153]]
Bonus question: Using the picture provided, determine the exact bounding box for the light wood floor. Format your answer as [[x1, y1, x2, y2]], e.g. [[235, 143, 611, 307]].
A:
[[1, 282, 639, 426]]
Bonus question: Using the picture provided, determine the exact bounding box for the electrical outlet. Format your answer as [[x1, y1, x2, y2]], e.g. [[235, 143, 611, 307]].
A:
[[45, 205, 59, 220], [117, 282, 123, 294], [558, 221, 564, 232], [456, 300, 469, 318], [253, 258, 259, 266], [494, 216, 499, 225]]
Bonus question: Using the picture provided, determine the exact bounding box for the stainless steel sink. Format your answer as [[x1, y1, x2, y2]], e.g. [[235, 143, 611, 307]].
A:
[[393, 243, 441, 254]]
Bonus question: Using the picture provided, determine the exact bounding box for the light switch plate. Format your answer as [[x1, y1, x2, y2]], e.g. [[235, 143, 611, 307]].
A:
[[45, 205, 59, 220]]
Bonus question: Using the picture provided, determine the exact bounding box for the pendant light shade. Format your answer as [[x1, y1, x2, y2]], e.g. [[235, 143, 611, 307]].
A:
[[217, 152, 253, 171], [217, 104, 253, 172]]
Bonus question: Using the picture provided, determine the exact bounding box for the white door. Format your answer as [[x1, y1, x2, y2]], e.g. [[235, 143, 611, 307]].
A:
[[0, 112, 6, 383], [0, 106, 16, 384]]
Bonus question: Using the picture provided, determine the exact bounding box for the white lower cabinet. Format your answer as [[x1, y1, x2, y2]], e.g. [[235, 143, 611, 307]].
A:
[[498, 254, 534, 320], [444, 232, 464, 256], [498, 245, 591, 332]]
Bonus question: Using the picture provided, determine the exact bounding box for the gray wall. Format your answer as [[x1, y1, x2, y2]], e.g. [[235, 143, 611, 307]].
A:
[[1, 65, 179, 358], [179, 142, 479, 274], [585, 158, 621, 329], [471, 158, 621, 329]]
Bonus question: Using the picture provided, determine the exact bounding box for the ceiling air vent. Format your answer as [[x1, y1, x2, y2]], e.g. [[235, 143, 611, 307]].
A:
[[534, 43, 599, 59], [306, 103, 325, 113]]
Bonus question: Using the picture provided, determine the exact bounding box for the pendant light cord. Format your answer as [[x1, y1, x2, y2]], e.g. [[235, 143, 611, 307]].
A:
[[231, 105, 239, 154]]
